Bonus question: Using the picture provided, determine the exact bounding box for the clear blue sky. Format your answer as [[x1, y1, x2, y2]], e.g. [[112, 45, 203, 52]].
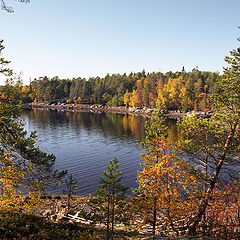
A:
[[0, 0, 240, 85]]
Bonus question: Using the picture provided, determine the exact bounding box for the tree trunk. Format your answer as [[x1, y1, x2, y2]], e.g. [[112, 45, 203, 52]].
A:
[[111, 184, 115, 234], [67, 184, 72, 213], [153, 197, 157, 238], [107, 192, 110, 240], [167, 192, 179, 236], [189, 123, 237, 235]]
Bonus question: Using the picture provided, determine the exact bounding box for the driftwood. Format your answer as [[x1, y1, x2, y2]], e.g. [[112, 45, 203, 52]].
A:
[[60, 213, 92, 225]]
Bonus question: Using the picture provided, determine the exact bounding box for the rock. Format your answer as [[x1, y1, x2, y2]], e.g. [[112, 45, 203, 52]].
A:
[[42, 209, 54, 218], [50, 214, 57, 221], [56, 214, 65, 222]]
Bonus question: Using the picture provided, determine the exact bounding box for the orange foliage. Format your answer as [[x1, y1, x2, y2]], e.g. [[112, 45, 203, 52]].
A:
[[123, 91, 132, 107], [75, 96, 81, 103], [199, 183, 240, 239], [148, 92, 155, 108], [156, 77, 186, 109], [130, 80, 143, 107], [137, 135, 197, 235], [21, 85, 29, 93], [138, 138, 197, 205], [0, 153, 42, 212]]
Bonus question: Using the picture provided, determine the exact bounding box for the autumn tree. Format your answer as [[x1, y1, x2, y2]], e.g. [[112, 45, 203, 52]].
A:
[[136, 113, 197, 237], [177, 29, 240, 234], [24, 69, 219, 111], [156, 77, 185, 110], [123, 90, 132, 107], [205, 181, 240, 239], [0, 40, 66, 211], [130, 79, 143, 107]]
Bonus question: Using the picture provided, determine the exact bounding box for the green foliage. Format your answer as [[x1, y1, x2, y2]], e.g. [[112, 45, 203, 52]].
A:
[[0, 40, 66, 211], [178, 30, 240, 183], [88, 157, 129, 238], [0, 40, 12, 76], [107, 95, 120, 106], [0, 82, 66, 189], [177, 28, 240, 234], [26, 68, 220, 111], [136, 111, 197, 237], [212, 32, 240, 119], [63, 174, 78, 213], [141, 112, 168, 151]]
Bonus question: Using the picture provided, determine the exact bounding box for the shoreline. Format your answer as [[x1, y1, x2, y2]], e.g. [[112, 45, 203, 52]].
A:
[[34, 194, 225, 239], [23, 102, 213, 119]]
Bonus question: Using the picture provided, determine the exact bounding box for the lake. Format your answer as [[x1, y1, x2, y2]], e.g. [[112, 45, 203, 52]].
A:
[[22, 109, 177, 196]]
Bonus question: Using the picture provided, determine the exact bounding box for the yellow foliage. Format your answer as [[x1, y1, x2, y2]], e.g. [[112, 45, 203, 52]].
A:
[[128, 80, 144, 107], [148, 92, 155, 108], [138, 139, 196, 199], [0, 152, 43, 213], [137, 134, 198, 233], [130, 90, 139, 107], [156, 77, 186, 109], [21, 85, 29, 93], [75, 96, 81, 103], [123, 91, 132, 107]]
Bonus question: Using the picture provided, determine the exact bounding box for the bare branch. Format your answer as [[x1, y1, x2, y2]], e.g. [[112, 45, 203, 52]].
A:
[[1, 0, 30, 13]]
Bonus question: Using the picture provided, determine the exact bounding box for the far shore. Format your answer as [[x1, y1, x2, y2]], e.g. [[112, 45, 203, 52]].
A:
[[23, 102, 213, 119]]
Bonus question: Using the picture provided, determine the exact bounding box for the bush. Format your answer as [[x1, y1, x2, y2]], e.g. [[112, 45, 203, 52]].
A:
[[0, 211, 97, 240]]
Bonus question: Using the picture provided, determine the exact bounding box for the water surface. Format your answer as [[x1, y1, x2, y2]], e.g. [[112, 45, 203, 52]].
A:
[[22, 109, 177, 195]]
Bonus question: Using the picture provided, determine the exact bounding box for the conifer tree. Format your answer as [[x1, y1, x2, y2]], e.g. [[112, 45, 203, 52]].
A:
[[63, 174, 78, 213], [89, 158, 128, 239], [0, 40, 66, 211], [177, 28, 240, 234]]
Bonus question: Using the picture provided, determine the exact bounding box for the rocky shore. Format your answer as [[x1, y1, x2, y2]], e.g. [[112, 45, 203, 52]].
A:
[[23, 102, 213, 119], [36, 195, 223, 240]]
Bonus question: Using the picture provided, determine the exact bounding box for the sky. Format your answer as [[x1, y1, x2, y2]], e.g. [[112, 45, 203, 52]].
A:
[[0, 0, 240, 85]]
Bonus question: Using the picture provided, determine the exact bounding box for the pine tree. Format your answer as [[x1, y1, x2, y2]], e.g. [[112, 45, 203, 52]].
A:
[[63, 174, 78, 213], [0, 40, 66, 211], [177, 28, 240, 234], [89, 158, 128, 239]]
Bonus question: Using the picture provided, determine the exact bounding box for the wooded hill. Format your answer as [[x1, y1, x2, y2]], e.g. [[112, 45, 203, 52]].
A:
[[21, 68, 221, 111]]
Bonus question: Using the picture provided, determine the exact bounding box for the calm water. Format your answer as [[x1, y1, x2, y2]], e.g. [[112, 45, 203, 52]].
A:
[[22, 109, 177, 196]]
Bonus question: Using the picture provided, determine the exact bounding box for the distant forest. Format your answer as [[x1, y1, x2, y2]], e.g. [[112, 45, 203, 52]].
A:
[[20, 68, 222, 111]]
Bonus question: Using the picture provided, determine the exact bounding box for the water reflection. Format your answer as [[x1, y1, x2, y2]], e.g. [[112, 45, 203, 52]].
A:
[[21, 109, 177, 195]]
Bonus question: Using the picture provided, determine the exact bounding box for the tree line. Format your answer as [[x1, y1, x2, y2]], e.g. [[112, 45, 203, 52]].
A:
[[20, 68, 221, 112], [1, 3, 239, 239], [85, 36, 240, 238], [0, 29, 240, 239]]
